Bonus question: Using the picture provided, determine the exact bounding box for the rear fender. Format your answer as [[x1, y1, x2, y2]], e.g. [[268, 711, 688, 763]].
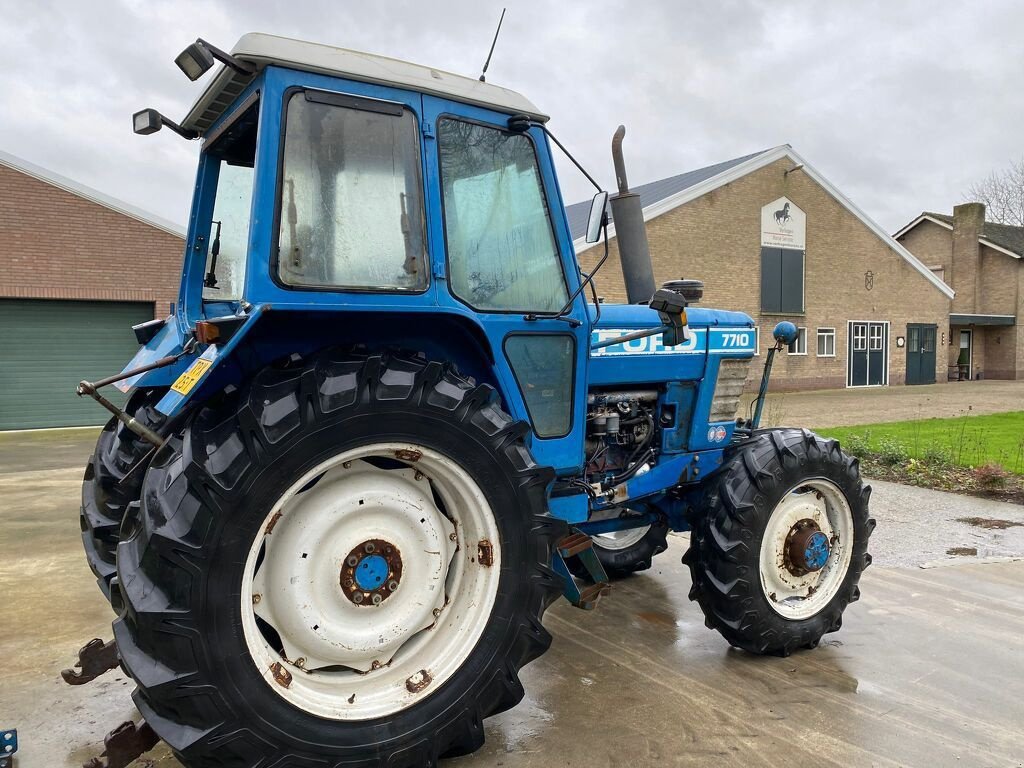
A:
[[125, 307, 516, 422]]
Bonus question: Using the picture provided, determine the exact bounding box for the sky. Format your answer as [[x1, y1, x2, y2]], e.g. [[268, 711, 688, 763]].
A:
[[2, 0, 1023, 234]]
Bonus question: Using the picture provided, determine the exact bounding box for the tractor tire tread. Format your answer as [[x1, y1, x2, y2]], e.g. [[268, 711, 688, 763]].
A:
[[80, 389, 165, 602], [114, 349, 565, 768], [684, 428, 872, 656]]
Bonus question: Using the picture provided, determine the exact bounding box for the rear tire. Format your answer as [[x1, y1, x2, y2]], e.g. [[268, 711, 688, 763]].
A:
[[685, 429, 874, 656], [114, 350, 565, 767], [80, 389, 164, 604]]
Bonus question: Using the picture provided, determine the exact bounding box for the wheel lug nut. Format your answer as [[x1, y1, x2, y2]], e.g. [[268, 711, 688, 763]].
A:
[[347, 555, 359, 567], [364, 542, 375, 554], [388, 580, 399, 592], [343, 578, 353, 588], [353, 593, 364, 603], [371, 594, 383, 605]]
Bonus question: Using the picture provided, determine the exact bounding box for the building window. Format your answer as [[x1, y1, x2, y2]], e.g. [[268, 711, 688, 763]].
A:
[[853, 324, 867, 351], [870, 324, 884, 351], [816, 327, 835, 357], [791, 327, 808, 355], [760, 247, 804, 313]]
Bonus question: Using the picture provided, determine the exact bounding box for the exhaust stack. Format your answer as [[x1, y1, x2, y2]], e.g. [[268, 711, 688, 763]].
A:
[[609, 126, 656, 304]]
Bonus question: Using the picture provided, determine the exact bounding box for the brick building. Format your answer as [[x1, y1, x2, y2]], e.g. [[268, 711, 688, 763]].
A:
[[568, 145, 954, 390], [896, 204, 1023, 381], [0, 150, 184, 428]]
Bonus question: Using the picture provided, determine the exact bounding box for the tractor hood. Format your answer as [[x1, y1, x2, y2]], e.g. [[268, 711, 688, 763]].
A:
[[588, 303, 756, 387], [593, 303, 754, 332]]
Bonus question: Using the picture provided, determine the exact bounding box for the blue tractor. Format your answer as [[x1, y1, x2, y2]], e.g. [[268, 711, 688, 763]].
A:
[[75, 34, 873, 768]]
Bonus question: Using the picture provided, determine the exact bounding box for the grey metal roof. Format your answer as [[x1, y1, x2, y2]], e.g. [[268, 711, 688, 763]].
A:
[[0, 149, 185, 238], [564, 149, 771, 240], [922, 212, 1024, 257]]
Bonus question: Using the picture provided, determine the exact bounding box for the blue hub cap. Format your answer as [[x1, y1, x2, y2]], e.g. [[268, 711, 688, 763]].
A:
[[354, 554, 389, 591], [803, 531, 830, 571], [787, 523, 831, 573]]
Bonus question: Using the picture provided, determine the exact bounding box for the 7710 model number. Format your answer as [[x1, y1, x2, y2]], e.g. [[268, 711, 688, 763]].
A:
[[720, 332, 752, 347]]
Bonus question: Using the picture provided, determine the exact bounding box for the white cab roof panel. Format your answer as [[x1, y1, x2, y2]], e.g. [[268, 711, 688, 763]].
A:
[[182, 33, 548, 134]]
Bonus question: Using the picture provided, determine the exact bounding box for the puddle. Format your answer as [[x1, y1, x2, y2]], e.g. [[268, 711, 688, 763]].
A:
[[635, 610, 677, 627], [956, 517, 1023, 530], [947, 546, 978, 556]]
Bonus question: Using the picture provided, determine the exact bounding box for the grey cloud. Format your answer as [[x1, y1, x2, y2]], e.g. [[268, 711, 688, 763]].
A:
[[2, 0, 1021, 233]]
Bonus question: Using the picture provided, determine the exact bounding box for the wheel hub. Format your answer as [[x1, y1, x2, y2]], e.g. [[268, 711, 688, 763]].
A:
[[342, 540, 403, 605], [786, 521, 830, 574], [758, 480, 854, 620]]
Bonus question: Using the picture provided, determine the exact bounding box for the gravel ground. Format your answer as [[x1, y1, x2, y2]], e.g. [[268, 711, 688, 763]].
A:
[[742, 379, 1024, 429], [864, 477, 1024, 567]]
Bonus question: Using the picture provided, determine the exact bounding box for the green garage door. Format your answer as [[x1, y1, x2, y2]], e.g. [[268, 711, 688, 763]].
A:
[[0, 299, 152, 429]]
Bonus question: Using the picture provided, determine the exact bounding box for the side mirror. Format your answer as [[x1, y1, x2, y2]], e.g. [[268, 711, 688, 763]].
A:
[[585, 191, 609, 243]]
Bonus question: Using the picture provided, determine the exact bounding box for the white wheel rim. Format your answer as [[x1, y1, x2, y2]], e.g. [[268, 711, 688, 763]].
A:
[[240, 442, 500, 720], [758, 478, 854, 620], [594, 525, 651, 551]]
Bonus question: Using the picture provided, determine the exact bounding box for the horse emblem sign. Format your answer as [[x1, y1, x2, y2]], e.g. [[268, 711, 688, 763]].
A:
[[761, 196, 806, 250]]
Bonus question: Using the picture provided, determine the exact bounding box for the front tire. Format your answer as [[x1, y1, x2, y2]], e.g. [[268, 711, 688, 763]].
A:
[[114, 350, 565, 767], [685, 429, 874, 656]]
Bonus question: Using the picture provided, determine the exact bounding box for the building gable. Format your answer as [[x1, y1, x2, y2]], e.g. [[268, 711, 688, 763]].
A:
[[572, 146, 954, 300]]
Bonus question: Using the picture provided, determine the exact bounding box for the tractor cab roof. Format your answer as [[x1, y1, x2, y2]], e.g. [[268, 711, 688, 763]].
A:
[[182, 32, 549, 136]]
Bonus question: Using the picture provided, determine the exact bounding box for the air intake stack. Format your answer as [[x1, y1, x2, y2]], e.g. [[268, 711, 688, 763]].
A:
[[609, 126, 656, 304]]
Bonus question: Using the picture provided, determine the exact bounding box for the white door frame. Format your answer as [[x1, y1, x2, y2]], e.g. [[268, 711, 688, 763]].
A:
[[846, 320, 890, 388]]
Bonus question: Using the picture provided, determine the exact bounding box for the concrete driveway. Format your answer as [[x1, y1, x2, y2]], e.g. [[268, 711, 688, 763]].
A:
[[743, 379, 1024, 429], [1, 430, 1023, 768]]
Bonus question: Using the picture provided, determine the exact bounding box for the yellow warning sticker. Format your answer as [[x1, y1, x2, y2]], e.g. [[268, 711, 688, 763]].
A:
[[171, 358, 213, 395]]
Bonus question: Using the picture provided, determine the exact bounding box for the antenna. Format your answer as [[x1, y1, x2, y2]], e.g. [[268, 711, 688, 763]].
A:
[[478, 8, 506, 82]]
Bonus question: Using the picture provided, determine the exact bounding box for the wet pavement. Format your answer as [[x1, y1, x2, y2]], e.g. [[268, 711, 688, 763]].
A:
[[1, 430, 1023, 768]]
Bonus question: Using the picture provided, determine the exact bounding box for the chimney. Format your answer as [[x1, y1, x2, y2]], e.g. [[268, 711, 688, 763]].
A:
[[951, 202, 985, 312]]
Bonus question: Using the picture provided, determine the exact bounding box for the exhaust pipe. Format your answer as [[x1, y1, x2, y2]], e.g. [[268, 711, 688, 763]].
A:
[[609, 126, 656, 304]]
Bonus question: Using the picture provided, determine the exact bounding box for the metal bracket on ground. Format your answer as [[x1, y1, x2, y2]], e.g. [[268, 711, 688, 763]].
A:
[[1, 729, 17, 768], [61, 638, 120, 685], [554, 531, 611, 610], [83, 720, 158, 768]]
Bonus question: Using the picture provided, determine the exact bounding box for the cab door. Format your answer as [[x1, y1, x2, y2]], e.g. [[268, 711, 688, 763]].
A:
[[419, 96, 589, 474]]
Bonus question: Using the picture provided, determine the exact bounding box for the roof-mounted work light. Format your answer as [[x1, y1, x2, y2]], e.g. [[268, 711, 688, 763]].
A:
[[175, 38, 256, 81], [132, 108, 199, 140]]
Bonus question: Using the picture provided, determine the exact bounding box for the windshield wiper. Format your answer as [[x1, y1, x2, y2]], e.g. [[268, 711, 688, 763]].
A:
[[204, 220, 222, 289]]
